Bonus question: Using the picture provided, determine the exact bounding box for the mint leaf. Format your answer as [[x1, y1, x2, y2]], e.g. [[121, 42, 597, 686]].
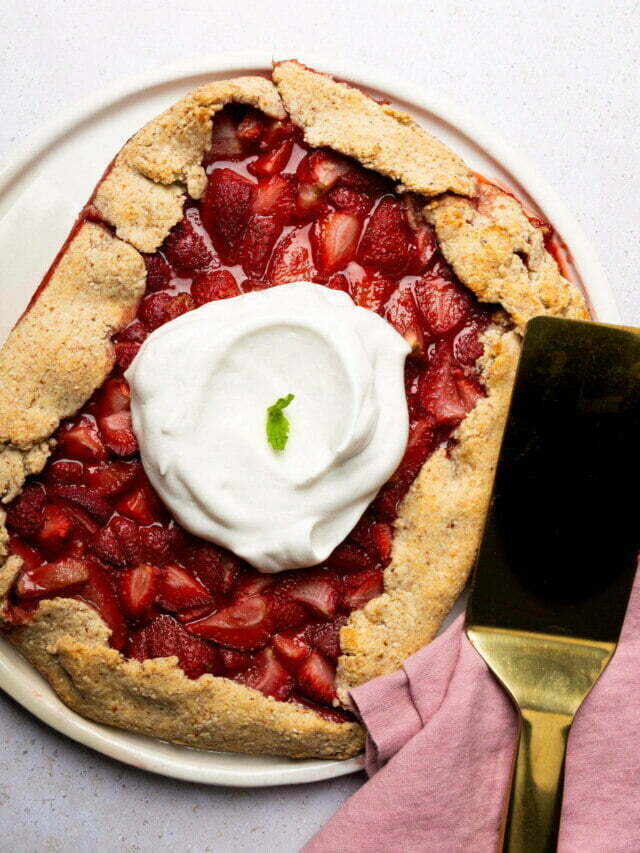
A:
[[266, 394, 295, 451]]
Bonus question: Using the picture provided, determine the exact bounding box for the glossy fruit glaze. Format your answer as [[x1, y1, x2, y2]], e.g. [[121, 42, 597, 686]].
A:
[[4, 104, 493, 718]]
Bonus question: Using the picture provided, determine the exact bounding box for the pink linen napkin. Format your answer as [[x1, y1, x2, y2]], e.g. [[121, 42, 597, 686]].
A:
[[304, 576, 640, 852]]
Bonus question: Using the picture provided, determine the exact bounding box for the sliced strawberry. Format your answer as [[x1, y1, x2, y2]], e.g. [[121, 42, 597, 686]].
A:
[[295, 182, 329, 220], [357, 196, 414, 274], [239, 213, 282, 278], [187, 543, 241, 596], [273, 629, 312, 668], [297, 650, 337, 705], [295, 150, 350, 220], [90, 523, 125, 567], [207, 111, 244, 160], [175, 603, 216, 623], [247, 138, 293, 178], [347, 513, 376, 552], [328, 185, 373, 218], [116, 484, 162, 525], [288, 569, 341, 618], [220, 647, 254, 674], [234, 574, 274, 599], [164, 292, 195, 322], [454, 320, 487, 366], [16, 558, 89, 598], [403, 194, 437, 274], [114, 341, 141, 370], [391, 415, 436, 487], [259, 117, 296, 151], [129, 614, 221, 679], [143, 253, 172, 292], [310, 211, 362, 276], [8, 536, 42, 572], [37, 503, 73, 555], [139, 292, 171, 331], [343, 568, 384, 610], [235, 647, 293, 701], [157, 564, 213, 612], [120, 564, 161, 617], [116, 320, 148, 344], [63, 503, 100, 537], [191, 269, 240, 306], [371, 522, 393, 564], [268, 228, 315, 284], [5, 484, 46, 539], [138, 524, 173, 565], [163, 207, 218, 274], [52, 485, 112, 523], [108, 516, 141, 565], [306, 615, 348, 661], [81, 562, 128, 649], [414, 274, 471, 336], [47, 460, 84, 487], [186, 594, 271, 650], [57, 417, 107, 463], [264, 591, 307, 632], [325, 273, 349, 292], [297, 149, 351, 192], [420, 342, 470, 426], [384, 287, 425, 353], [350, 273, 396, 314], [455, 374, 486, 412], [86, 460, 139, 497], [252, 173, 296, 220], [236, 110, 264, 146], [372, 482, 410, 522], [98, 410, 138, 457], [96, 377, 130, 416], [327, 541, 376, 572], [201, 168, 255, 264]]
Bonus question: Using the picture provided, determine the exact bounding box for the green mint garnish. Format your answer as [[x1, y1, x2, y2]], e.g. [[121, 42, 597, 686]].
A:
[[266, 393, 295, 451]]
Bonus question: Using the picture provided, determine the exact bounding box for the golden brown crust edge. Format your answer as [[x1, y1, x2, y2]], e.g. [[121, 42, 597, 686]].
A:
[[94, 76, 286, 253], [272, 60, 476, 197], [0, 594, 363, 760], [0, 222, 146, 502], [0, 67, 590, 757]]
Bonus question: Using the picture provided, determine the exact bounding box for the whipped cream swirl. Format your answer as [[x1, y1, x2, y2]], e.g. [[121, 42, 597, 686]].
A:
[[126, 282, 409, 573]]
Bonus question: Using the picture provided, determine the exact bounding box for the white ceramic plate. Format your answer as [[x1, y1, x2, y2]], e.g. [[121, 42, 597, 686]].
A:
[[0, 52, 618, 787]]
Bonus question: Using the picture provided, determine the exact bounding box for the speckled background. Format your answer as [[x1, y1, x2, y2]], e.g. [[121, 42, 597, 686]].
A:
[[1, 1, 638, 850]]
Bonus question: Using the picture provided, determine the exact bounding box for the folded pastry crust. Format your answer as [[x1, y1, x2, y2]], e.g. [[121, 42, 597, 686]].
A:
[[0, 63, 588, 759]]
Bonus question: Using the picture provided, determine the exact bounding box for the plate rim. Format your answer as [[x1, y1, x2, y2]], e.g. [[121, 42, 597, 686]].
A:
[[0, 51, 619, 787]]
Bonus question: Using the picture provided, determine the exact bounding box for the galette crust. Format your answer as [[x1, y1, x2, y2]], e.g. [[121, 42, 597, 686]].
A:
[[2, 594, 363, 759], [424, 185, 589, 329], [94, 76, 286, 253], [0, 222, 145, 503], [0, 65, 590, 759], [272, 60, 476, 198]]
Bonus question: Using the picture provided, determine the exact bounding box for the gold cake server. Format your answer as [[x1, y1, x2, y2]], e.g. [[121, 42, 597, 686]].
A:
[[466, 316, 640, 852]]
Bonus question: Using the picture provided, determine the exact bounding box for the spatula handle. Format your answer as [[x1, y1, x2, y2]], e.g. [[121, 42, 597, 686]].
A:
[[501, 709, 572, 853]]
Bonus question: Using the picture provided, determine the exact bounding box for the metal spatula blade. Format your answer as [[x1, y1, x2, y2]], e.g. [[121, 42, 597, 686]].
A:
[[465, 316, 640, 853]]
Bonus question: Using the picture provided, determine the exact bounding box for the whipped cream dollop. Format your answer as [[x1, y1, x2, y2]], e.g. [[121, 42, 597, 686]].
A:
[[126, 282, 410, 573]]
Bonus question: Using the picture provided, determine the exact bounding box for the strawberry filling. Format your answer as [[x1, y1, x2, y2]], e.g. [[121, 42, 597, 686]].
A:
[[4, 103, 497, 719]]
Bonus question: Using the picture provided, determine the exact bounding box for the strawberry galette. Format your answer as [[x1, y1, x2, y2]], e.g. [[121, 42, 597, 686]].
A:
[[0, 60, 588, 759]]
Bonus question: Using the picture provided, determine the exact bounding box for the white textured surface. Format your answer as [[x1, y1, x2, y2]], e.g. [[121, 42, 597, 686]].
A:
[[0, 1, 638, 850]]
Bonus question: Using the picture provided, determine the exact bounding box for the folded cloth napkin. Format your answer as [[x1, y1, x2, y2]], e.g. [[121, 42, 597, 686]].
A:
[[303, 577, 640, 852]]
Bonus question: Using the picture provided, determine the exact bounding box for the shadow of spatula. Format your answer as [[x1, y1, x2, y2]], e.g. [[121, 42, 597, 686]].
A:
[[465, 316, 640, 852]]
